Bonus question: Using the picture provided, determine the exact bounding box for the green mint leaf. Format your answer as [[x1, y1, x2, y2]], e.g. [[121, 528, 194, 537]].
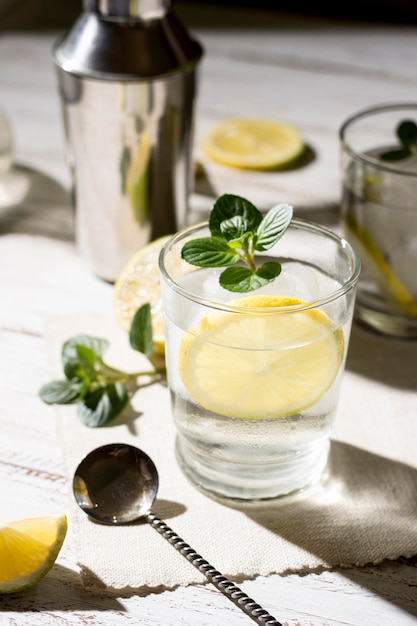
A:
[[75, 344, 100, 380], [226, 230, 254, 251], [379, 147, 413, 162], [130, 303, 153, 358], [255, 261, 282, 281], [397, 120, 417, 148], [255, 203, 293, 251], [78, 382, 129, 427], [78, 378, 92, 400], [62, 335, 109, 379], [182, 236, 240, 267], [39, 379, 83, 404], [219, 266, 254, 292], [209, 194, 262, 237], [378, 119, 417, 162], [219, 261, 281, 292], [219, 215, 249, 241]]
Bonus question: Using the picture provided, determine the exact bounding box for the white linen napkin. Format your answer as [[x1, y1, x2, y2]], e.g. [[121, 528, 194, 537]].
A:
[[45, 314, 417, 594]]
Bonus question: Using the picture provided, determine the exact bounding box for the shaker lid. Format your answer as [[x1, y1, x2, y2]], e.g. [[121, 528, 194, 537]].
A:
[[53, 0, 203, 80]]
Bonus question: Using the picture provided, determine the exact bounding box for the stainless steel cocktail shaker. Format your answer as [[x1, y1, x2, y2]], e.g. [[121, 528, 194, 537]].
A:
[[53, 0, 203, 282]]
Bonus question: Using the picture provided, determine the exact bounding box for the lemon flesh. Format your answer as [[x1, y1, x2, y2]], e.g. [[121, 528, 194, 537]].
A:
[[202, 118, 305, 170], [113, 235, 171, 355], [179, 296, 344, 420], [0, 514, 67, 594]]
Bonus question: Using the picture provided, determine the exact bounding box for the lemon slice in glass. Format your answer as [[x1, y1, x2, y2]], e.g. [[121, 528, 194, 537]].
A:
[[179, 295, 344, 420], [0, 513, 67, 594], [113, 236, 171, 355], [202, 118, 305, 170]]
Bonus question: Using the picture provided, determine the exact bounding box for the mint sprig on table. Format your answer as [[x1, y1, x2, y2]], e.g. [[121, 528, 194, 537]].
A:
[[181, 194, 293, 293], [39, 304, 164, 428], [379, 119, 417, 162]]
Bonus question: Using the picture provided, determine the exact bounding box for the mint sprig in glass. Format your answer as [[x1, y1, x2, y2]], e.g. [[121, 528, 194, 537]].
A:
[[181, 194, 293, 293]]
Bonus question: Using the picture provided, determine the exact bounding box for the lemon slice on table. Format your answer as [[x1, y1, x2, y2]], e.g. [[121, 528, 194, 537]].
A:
[[0, 513, 67, 594], [202, 118, 305, 170], [179, 295, 344, 420], [113, 236, 171, 356]]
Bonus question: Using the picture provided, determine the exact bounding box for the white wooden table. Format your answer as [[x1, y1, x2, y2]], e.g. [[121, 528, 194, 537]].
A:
[[1, 5, 416, 625]]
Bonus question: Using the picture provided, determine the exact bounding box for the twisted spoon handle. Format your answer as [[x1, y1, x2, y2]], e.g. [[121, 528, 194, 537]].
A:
[[146, 512, 283, 626]]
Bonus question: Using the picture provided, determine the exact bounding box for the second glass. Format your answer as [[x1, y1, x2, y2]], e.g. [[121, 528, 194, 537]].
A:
[[340, 103, 417, 338], [159, 220, 360, 501]]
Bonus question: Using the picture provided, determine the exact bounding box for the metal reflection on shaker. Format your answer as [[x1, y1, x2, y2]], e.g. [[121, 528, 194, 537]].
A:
[[53, 0, 203, 282]]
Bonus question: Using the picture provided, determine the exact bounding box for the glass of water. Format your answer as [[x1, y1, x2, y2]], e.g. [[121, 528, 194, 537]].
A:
[[340, 102, 417, 338], [159, 219, 359, 501]]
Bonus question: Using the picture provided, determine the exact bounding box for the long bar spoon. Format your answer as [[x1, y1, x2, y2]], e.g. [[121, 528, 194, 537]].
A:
[[73, 443, 283, 626]]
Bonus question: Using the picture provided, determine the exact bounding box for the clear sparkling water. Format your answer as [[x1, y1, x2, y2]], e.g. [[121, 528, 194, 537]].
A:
[[163, 263, 350, 501]]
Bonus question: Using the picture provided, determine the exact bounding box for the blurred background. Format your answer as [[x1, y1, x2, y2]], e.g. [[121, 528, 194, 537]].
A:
[[0, 0, 417, 30]]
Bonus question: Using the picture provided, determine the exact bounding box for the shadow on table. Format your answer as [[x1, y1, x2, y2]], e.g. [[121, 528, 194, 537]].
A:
[[346, 322, 417, 391], [0, 164, 74, 241], [229, 440, 417, 619], [0, 564, 125, 612]]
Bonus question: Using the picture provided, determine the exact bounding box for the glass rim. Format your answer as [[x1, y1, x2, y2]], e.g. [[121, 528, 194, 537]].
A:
[[159, 217, 361, 314], [339, 101, 417, 177]]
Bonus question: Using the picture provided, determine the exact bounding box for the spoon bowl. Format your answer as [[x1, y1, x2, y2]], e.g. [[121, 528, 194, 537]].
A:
[[73, 443, 283, 626], [73, 443, 158, 524]]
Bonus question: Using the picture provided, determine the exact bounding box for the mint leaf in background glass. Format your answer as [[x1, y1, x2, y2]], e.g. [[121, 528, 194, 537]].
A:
[[380, 119, 417, 162], [379, 147, 412, 162], [181, 193, 293, 293], [398, 120, 417, 147]]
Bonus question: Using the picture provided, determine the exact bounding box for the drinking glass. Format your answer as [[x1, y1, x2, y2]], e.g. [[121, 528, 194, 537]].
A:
[[340, 102, 417, 338], [159, 219, 360, 501]]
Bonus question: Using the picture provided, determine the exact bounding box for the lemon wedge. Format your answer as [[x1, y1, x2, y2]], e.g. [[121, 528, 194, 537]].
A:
[[179, 295, 344, 420], [0, 514, 67, 594], [202, 118, 305, 170], [113, 235, 171, 355]]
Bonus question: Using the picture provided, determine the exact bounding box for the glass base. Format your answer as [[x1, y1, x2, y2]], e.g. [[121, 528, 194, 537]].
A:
[[175, 435, 330, 502], [355, 298, 417, 339]]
